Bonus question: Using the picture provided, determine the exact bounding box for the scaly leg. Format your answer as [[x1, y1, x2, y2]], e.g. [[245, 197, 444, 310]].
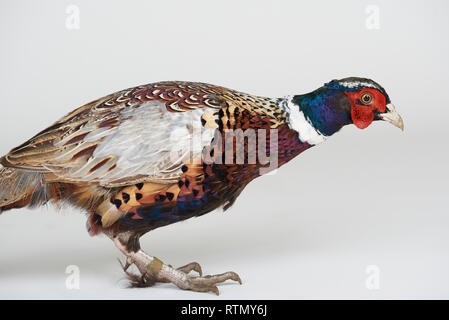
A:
[[110, 232, 242, 295]]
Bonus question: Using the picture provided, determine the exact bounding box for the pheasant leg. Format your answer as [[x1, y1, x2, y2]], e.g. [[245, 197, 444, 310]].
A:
[[111, 233, 242, 295]]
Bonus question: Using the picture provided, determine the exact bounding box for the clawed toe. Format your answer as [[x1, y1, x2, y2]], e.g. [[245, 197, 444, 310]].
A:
[[178, 271, 242, 295], [117, 257, 133, 272], [190, 271, 242, 287], [158, 263, 241, 294], [177, 262, 203, 276]]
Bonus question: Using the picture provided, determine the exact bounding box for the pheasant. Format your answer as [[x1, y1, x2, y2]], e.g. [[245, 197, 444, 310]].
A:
[[0, 77, 403, 294]]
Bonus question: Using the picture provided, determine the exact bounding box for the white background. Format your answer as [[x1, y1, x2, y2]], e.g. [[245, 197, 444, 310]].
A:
[[0, 0, 448, 299]]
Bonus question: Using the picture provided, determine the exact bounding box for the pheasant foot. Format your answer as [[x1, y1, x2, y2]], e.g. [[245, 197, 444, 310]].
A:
[[112, 234, 242, 295]]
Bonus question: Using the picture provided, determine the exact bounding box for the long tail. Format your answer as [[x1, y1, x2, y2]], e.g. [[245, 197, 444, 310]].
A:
[[0, 167, 47, 212]]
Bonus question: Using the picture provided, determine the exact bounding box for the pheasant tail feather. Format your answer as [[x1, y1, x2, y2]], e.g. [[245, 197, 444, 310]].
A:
[[0, 167, 46, 212]]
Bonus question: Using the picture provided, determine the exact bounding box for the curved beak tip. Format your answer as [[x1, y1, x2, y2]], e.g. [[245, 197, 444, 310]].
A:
[[380, 103, 404, 132], [399, 118, 404, 132]]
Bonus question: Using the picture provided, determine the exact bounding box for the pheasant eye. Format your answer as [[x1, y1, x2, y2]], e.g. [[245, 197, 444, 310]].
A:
[[361, 92, 373, 105]]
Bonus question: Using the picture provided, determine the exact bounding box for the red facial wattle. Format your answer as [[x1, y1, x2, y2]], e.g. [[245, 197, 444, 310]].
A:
[[351, 105, 374, 129], [345, 89, 386, 129]]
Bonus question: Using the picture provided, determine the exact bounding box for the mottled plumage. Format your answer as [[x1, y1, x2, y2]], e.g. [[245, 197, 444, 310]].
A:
[[0, 78, 403, 294]]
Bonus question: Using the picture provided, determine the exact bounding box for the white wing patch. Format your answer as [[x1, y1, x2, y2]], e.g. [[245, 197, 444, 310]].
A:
[[53, 101, 215, 186]]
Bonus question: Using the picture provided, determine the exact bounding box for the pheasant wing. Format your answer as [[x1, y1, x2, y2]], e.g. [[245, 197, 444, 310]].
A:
[[1, 82, 227, 187]]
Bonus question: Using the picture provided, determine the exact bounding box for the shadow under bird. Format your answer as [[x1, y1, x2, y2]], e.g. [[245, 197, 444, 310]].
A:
[[0, 77, 403, 294]]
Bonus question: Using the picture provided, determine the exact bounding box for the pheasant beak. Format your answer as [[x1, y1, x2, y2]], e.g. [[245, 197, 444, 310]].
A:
[[379, 103, 404, 131]]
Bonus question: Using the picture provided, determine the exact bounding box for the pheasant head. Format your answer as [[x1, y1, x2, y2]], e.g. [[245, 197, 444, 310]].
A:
[[287, 77, 404, 143]]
